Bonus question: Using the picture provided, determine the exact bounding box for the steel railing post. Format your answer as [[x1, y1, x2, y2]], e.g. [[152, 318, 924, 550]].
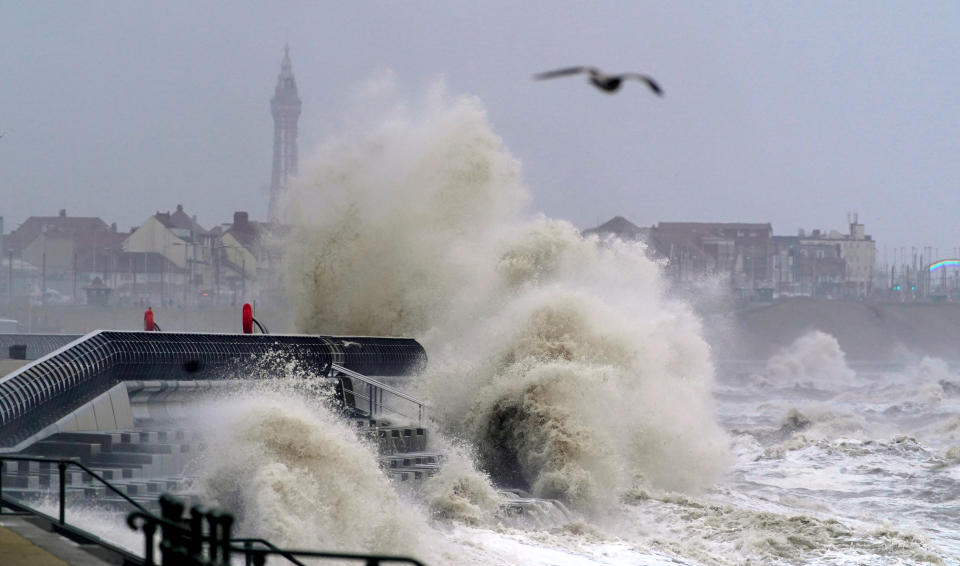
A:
[[219, 513, 234, 562], [189, 506, 204, 557], [244, 540, 253, 566], [57, 461, 66, 524], [142, 521, 157, 566]]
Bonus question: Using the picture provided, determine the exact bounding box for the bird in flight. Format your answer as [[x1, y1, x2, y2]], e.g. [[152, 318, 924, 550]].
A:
[[533, 66, 663, 96]]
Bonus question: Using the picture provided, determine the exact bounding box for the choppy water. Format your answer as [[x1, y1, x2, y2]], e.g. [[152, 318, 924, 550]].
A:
[[379, 351, 958, 566], [59, 353, 960, 565], [54, 80, 960, 565]]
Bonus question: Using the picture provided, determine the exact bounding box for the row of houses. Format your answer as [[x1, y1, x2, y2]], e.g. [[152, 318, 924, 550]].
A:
[[0, 207, 880, 306], [584, 216, 877, 298], [0, 206, 282, 307]]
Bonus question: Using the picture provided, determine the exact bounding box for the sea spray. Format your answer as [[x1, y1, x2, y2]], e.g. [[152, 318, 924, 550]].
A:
[[765, 331, 855, 388], [283, 82, 525, 338], [189, 394, 432, 556], [283, 81, 728, 510], [419, 440, 502, 525]]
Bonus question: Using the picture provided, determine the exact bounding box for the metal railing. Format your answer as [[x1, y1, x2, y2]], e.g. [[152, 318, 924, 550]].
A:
[[0, 454, 148, 565], [1, 459, 430, 566], [0, 454, 151, 523], [331, 364, 427, 423], [128, 494, 428, 566], [0, 331, 427, 449], [0, 333, 82, 360]]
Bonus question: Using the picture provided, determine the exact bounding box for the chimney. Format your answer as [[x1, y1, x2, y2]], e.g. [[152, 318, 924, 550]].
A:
[[176, 204, 184, 213], [850, 223, 865, 240], [111, 222, 117, 232], [59, 209, 67, 218], [233, 211, 249, 229]]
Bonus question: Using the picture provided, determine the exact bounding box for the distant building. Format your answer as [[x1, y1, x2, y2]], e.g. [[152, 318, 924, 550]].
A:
[[794, 217, 876, 297], [584, 216, 875, 299], [582, 216, 647, 241], [111, 251, 184, 304], [268, 45, 302, 224], [209, 211, 266, 303], [123, 204, 210, 304], [6, 209, 108, 257], [3, 210, 125, 302], [772, 235, 845, 297], [649, 222, 774, 295]]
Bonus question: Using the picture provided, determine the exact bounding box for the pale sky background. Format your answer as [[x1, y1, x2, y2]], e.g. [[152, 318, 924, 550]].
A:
[[1, 1, 958, 261]]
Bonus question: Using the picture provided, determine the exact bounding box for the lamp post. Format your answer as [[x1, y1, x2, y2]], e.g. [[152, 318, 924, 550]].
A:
[[218, 244, 248, 305], [172, 242, 190, 308], [7, 249, 13, 301], [215, 244, 222, 304]]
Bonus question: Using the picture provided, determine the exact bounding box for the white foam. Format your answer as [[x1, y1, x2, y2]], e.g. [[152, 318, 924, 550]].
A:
[[282, 82, 728, 511]]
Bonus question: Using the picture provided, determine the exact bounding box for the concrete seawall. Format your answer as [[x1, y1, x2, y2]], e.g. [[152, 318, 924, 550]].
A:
[[716, 299, 960, 362]]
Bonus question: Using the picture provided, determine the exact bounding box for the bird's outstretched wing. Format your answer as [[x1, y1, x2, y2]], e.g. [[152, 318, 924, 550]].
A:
[[533, 66, 596, 80], [620, 74, 663, 96]]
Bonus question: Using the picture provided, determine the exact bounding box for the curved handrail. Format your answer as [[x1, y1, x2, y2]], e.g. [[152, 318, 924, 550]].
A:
[[236, 546, 428, 566], [0, 454, 151, 521], [2, 459, 431, 566], [128, 506, 427, 566], [232, 538, 307, 566], [331, 364, 425, 407], [331, 363, 428, 423], [0, 331, 428, 449]]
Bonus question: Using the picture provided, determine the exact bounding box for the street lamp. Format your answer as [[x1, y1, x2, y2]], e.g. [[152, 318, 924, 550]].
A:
[[7, 249, 14, 301], [218, 244, 248, 304], [172, 241, 191, 308]]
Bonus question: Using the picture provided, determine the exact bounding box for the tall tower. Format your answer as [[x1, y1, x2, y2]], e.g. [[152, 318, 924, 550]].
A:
[[268, 45, 302, 223]]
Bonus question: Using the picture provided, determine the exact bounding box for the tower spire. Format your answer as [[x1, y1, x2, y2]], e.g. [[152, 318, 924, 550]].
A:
[[282, 43, 291, 71], [268, 45, 302, 224]]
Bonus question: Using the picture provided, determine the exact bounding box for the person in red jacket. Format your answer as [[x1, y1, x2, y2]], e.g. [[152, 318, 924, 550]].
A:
[[144, 308, 161, 331]]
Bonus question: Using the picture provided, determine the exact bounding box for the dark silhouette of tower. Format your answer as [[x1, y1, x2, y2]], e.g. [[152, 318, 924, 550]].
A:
[[268, 45, 302, 223]]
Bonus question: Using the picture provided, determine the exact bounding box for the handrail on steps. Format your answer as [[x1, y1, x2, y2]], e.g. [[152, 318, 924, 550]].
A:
[[0, 454, 151, 524], [128, 493, 428, 566], [330, 363, 427, 423], [1, 457, 429, 566]]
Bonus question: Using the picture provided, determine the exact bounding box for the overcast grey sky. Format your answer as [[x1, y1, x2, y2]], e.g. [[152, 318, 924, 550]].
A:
[[2, 1, 958, 258]]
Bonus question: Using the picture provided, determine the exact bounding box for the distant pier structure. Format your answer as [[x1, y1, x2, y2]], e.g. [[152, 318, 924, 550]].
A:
[[268, 45, 302, 224]]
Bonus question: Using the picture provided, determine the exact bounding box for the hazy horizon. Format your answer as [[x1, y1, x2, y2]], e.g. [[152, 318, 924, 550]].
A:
[[2, 2, 958, 256]]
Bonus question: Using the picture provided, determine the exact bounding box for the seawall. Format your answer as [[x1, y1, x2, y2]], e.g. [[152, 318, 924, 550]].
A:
[[716, 299, 960, 362]]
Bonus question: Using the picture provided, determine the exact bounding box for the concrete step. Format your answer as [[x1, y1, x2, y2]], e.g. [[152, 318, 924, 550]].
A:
[[107, 443, 176, 454], [0, 472, 40, 490], [53, 432, 124, 446], [351, 418, 394, 430], [9, 470, 87, 487], [385, 468, 437, 483], [28, 441, 102, 459], [363, 426, 428, 455], [379, 452, 443, 470]]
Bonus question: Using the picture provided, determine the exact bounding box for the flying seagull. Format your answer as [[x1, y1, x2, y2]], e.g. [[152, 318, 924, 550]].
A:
[[533, 66, 663, 96]]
